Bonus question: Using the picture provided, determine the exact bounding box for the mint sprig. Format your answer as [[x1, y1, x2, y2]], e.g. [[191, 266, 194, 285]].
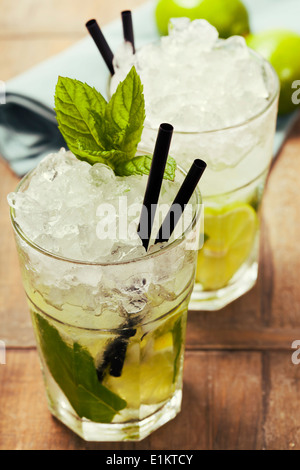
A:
[[34, 313, 127, 423], [54, 66, 176, 180], [115, 154, 177, 180], [55, 77, 107, 156]]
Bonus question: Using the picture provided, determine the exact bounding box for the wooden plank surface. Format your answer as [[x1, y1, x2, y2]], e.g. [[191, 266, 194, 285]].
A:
[[1, 0, 300, 450], [0, 349, 264, 450], [2, 349, 300, 450]]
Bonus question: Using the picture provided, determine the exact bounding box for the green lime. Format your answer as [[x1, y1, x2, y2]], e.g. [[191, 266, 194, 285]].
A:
[[246, 30, 300, 115], [196, 203, 258, 290], [155, 0, 250, 38]]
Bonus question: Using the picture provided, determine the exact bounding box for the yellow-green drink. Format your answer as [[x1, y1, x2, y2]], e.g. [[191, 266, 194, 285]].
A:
[[8, 143, 201, 441], [110, 18, 280, 310]]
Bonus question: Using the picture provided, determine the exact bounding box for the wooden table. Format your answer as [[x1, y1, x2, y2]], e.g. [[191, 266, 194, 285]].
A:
[[1, 0, 300, 451]]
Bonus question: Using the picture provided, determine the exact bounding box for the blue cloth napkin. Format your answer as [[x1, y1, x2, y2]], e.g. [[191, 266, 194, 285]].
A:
[[1, 0, 299, 176], [0, 93, 66, 175]]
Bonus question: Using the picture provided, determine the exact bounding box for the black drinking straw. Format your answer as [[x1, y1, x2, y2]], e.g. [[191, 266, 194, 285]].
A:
[[96, 319, 136, 381], [98, 124, 173, 381], [121, 10, 135, 53], [86, 19, 114, 75], [137, 123, 174, 251], [154, 159, 207, 244]]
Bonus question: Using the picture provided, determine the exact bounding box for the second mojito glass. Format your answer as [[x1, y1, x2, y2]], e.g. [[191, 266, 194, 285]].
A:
[[139, 52, 279, 310]]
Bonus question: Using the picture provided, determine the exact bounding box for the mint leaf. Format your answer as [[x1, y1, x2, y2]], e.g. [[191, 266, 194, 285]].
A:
[[34, 313, 127, 423], [55, 68, 177, 179], [115, 154, 177, 181], [103, 66, 145, 156], [76, 140, 127, 167], [55, 77, 107, 157]]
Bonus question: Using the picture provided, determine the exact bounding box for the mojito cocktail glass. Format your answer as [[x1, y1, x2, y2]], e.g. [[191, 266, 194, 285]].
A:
[[111, 19, 280, 310], [9, 151, 201, 441], [140, 76, 279, 310]]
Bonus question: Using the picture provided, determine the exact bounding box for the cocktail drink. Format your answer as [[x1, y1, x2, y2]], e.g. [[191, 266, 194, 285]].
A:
[[8, 70, 203, 441], [110, 19, 280, 310]]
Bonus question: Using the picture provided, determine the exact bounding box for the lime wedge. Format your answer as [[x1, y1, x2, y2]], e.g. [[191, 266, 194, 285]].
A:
[[196, 203, 258, 290], [140, 352, 175, 404], [154, 332, 173, 351], [104, 343, 175, 407]]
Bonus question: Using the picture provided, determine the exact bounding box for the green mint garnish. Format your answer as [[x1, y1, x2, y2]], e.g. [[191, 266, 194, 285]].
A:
[[34, 313, 127, 423], [203, 233, 210, 243], [115, 153, 177, 180], [54, 66, 176, 180]]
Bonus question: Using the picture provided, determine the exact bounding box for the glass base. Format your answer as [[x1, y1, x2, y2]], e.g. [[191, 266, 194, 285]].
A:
[[189, 259, 258, 311], [46, 376, 182, 441]]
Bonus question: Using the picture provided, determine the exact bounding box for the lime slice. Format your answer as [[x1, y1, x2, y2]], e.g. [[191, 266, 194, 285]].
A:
[[246, 30, 300, 115], [103, 344, 140, 408], [196, 203, 258, 290], [155, 0, 250, 38], [140, 352, 175, 404], [153, 332, 173, 351], [104, 341, 175, 407]]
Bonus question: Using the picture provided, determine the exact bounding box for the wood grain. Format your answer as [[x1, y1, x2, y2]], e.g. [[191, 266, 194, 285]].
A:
[[0, 0, 147, 35], [0, 159, 30, 346], [0, 349, 264, 450], [1, 349, 300, 450], [261, 352, 300, 450], [0, 0, 147, 80], [1, 0, 300, 451], [0, 39, 79, 81]]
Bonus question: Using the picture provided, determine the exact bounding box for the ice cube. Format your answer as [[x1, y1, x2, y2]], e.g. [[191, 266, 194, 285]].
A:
[[168, 17, 191, 35], [89, 163, 115, 185], [112, 41, 135, 70]]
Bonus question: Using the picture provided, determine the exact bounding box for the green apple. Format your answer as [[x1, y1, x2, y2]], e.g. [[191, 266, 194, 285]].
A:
[[155, 0, 250, 38], [246, 30, 300, 115]]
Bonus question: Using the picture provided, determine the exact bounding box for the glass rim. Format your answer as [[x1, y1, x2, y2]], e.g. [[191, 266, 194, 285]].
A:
[[110, 49, 280, 135], [10, 164, 202, 267]]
